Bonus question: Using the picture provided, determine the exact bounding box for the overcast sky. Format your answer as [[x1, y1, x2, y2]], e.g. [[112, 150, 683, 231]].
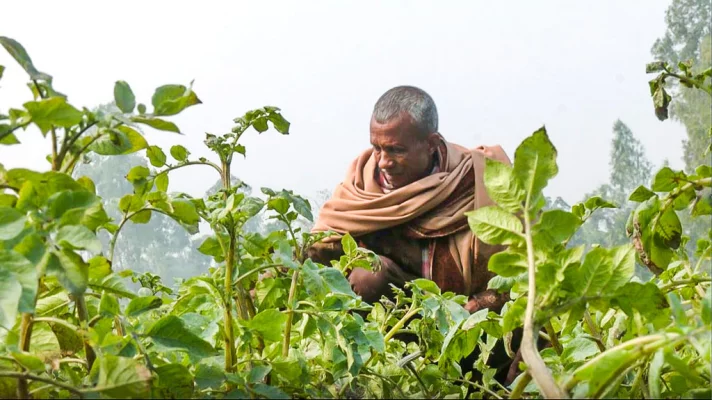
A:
[[1, 0, 686, 206]]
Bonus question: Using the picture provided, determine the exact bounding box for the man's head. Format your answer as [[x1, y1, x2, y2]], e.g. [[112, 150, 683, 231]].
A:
[[370, 85, 441, 189]]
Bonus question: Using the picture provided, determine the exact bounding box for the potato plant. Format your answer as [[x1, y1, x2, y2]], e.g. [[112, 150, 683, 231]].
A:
[[0, 36, 710, 399]]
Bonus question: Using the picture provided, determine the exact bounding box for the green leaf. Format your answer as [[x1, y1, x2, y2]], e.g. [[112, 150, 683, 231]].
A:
[[56, 225, 102, 253], [114, 81, 136, 113], [606, 245, 635, 291], [50, 249, 88, 296], [152, 85, 186, 109], [318, 268, 357, 296], [341, 233, 357, 256], [155, 173, 169, 193], [131, 116, 181, 133], [170, 145, 189, 162], [512, 126, 558, 200], [251, 383, 290, 399], [0, 268, 23, 329], [573, 247, 613, 297], [532, 209, 581, 248], [169, 199, 200, 226], [267, 197, 289, 215], [99, 291, 120, 317], [656, 208, 682, 249], [146, 146, 167, 167], [246, 309, 287, 342], [574, 347, 636, 397], [92, 355, 151, 399], [48, 190, 97, 219], [648, 349, 664, 399], [11, 352, 45, 373], [126, 166, 150, 183], [488, 251, 527, 277], [147, 315, 216, 357], [301, 261, 328, 298], [702, 287, 711, 325], [154, 88, 201, 116], [267, 112, 290, 134], [125, 296, 162, 317], [652, 167, 684, 192], [692, 195, 712, 217], [23, 97, 82, 135], [483, 158, 525, 213], [252, 117, 268, 133], [0, 36, 50, 80], [487, 275, 516, 293], [197, 236, 222, 258], [646, 61, 666, 73], [629, 185, 656, 202], [502, 297, 526, 333], [248, 365, 272, 384], [90, 126, 148, 155], [411, 279, 441, 295], [667, 292, 687, 327], [0, 207, 26, 240], [466, 206, 524, 245], [155, 363, 194, 398], [611, 282, 668, 320], [561, 337, 599, 363]]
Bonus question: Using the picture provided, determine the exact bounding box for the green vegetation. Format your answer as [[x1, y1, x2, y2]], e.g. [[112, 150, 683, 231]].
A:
[[0, 2, 710, 397]]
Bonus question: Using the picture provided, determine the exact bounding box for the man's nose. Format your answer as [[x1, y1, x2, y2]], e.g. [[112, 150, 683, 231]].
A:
[[378, 154, 394, 170]]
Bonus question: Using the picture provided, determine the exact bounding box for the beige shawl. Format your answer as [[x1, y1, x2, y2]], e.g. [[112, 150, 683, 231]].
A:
[[312, 137, 511, 294]]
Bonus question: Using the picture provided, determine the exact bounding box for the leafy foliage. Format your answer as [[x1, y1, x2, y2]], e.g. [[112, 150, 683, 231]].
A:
[[1, 32, 710, 400]]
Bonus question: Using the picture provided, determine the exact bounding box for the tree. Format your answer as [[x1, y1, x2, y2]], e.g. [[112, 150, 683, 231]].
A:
[[652, 0, 712, 172], [571, 121, 653, 249]]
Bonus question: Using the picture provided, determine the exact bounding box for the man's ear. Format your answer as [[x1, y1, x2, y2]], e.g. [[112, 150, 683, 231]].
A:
[[426, 132, 441, 152]]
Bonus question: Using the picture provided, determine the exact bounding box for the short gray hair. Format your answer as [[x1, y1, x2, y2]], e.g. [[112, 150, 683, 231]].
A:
[[372, 86, 438, 138]]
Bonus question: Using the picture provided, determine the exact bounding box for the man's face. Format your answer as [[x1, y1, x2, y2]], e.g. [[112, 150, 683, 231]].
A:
[[370, 113, 437, 189]]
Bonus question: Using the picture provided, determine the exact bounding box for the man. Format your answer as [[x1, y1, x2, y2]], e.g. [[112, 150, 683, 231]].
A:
[[308, 85, 512, 315]]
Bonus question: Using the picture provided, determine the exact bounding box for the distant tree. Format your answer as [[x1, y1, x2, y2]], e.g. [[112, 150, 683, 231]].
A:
[[73, 103, 210, 287], [652, 0, 711, 172], [571, 120, 653, 249]]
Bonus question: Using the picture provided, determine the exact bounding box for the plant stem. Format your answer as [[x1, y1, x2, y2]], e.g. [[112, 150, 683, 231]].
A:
[[522, 209, 568, 399], [583, 310, 606, 352], [544, 321, 563, 356], [60, 132, 107, 173], [510, 372, 532, 399], [233, 264, 283, 287], [56, 122, 97, 167], [629, 363, 645, 399], [17, 309, 35, 398], [282, 267, 300, 358], [224, 230, 237, 372], [32, 317, 79, 332], [661, 277, 711, 292], [0, 371, 84, 398], [156, 160, 223, 179], [0, 121, 31, 143], [452, 378, 504, 399], [50, 127, 58, 170], [74, 295, 95, 371], [683, 260, 707, 298], [384, 306, 422, 343]]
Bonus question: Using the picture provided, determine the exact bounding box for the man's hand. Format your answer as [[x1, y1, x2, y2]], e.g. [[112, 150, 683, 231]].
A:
[[464, 289, 510, 314]]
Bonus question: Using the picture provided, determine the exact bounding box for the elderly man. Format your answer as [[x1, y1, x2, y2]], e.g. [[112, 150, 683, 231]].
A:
[[308, 85, 512, 315]]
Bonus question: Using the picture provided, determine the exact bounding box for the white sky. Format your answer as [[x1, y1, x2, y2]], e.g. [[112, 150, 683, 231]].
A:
[[1, 0, 687, 206]]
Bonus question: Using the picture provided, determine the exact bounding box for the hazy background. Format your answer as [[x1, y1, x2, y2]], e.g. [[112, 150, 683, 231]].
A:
[[4, 0, 708, 284], [1, 0, 687, 205]]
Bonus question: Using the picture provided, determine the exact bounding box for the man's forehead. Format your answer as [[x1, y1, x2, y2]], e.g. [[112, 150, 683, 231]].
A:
[[370, 115, 416, 143]]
